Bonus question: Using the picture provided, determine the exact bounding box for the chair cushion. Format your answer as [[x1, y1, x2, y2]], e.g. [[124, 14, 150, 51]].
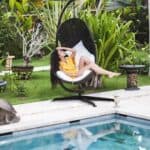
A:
[[56, 70, 92, 83], [72, 41, 95, 68]]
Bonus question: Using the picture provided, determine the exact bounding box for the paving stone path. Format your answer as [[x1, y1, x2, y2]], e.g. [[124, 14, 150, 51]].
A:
[[0, 65, 50, 76]]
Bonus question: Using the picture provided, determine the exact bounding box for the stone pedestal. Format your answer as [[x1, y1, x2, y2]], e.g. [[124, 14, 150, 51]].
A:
[[127, 73, 138, 89], [5, 55, 15, 70], [119, 65, 145, 90]]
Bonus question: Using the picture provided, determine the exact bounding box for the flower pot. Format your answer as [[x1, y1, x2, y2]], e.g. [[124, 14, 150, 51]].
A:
[[12, 66, 34, 80]]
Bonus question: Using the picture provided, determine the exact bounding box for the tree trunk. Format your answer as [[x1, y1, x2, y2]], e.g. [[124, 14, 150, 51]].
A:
[[23, 56, 30, 67]]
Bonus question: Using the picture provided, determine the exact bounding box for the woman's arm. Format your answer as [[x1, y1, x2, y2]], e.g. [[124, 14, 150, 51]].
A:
[[56, 46, 75, 52], [56, 46, 75, 58]]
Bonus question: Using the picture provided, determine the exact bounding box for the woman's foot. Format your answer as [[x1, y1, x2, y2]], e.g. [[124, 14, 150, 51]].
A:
[[108, 72, 121, 78]]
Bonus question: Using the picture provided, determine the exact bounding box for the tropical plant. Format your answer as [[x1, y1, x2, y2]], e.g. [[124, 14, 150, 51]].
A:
[[76, 0, 96, 8], [121, 5, 148, 44], [15, 21, 48, 66], [103, 0, 148, 44], [76, 0, 104, 15], [0, 2, 21, 58], [3, 73, 27, 97], [121, 44, 150, 74], [34, 0, 74, 50], [14, 80, 27, 97], [80, 11, 137, 71], [121, 46, 149, 65], [34, 1, 62, 50], [7, 0, 49, 66]]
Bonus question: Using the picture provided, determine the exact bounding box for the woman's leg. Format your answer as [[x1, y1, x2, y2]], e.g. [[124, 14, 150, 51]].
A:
[[88, 63, 120, 78], [77, 64, 92, 76], [77, 57, 91, 76], [78, 57, 120, 78], [78, 56, 91, 70]]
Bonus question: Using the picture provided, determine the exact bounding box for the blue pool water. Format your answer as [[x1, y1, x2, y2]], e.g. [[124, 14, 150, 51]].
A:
[[0, 114, 150, 150]]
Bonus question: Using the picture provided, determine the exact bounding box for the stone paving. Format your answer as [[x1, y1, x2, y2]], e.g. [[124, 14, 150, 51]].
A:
[[0, 85, 150, 134]]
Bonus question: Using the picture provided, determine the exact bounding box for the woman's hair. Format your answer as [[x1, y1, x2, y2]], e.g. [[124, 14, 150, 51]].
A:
[[50, 50, 60, 88]]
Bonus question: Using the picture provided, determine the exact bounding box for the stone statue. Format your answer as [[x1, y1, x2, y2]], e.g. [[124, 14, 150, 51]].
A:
[[0, 99, 20, 125]]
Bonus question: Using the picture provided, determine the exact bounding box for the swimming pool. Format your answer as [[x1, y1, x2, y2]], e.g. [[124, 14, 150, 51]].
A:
[[0, 114, 150, 150]]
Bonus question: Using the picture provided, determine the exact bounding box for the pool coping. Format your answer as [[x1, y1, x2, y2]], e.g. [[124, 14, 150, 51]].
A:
[[0, 85, 150, 135]]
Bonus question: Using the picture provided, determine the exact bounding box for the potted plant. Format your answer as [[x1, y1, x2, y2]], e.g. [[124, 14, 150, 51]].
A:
[[12, 20, 48, 79], [7, 0, 48, 79]]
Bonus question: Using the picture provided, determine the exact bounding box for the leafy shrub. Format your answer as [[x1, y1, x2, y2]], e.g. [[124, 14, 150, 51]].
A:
[[14, 81, 27, 97], [121, 44, 149, 74], [118, 2, 148, 44], [80, 11, 137, 71], [0, 13, 22, 58], [101, 0, 148, 44], [3, 73, 27, 97]]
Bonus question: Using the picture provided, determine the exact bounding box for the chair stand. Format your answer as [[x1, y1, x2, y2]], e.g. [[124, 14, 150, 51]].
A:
[[53, 94, 114, 107]]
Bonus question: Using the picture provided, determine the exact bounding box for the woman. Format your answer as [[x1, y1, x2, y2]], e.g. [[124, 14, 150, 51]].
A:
[[56, 46, 120, 78]]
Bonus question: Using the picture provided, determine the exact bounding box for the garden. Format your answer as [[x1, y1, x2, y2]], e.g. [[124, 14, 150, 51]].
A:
[[0, 0, 149, 105]]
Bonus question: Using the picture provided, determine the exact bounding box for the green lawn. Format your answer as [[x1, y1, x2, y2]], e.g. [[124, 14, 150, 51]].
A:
[[0, 71, 150, 105], [0, 55, 50, 70], [13, 55, 50, 66]]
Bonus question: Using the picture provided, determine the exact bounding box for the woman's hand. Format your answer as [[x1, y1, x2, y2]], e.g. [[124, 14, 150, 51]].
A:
[[56, 46, 75, 58], [56, 46, 75, 52], [56, 47, 63, 51]]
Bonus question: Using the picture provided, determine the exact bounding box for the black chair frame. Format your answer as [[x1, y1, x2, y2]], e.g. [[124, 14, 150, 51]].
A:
[[52, 0, 114, 107]]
